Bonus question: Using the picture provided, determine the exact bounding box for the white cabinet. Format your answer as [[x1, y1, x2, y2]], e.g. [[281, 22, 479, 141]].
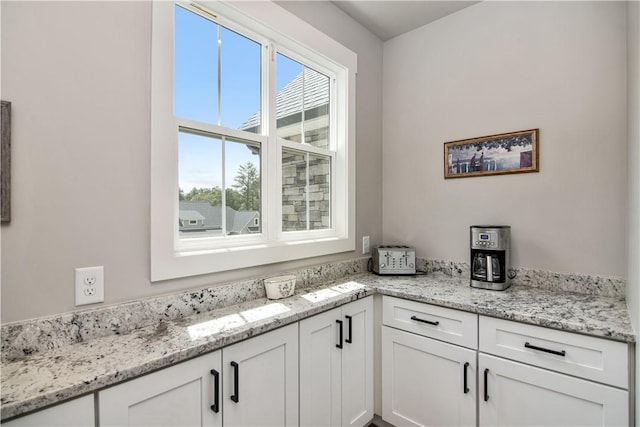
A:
[[299, 306, 342, 427], [99, 350, 222, 426], [380, 296, 631, 427], [479, 316, 629, 426], [222, 322, 298, 427], [479, 353, 628, 426], [3, 395, 95, 427], [381, 327, 476, 427], [340, 297, 374, 427], [99, 322, 298, 427], [381, 296, 477, 427], [299, 296, 374, 427]]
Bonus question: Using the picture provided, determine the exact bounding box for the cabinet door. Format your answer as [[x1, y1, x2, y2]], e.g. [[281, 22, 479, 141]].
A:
[[99, 351, 221, 427], [222, 323, 298, 427], [299, 307, 342, 427], [382, 326, 476, 427], [341, 297, 374, 427], [3, 395, 95, 427], [479, 353, 628, 426]]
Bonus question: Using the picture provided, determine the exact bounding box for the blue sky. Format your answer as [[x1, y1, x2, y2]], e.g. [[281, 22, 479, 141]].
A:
[[175, 4, 302, 192]]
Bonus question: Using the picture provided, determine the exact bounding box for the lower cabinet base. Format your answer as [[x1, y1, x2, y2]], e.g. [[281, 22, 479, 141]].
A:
[[479, 353, 629, 427], [300, 296, 374, 427], [381, 326, 476, 427]]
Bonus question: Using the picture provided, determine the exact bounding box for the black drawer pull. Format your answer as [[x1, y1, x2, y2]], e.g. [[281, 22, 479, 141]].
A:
[[230, 361, 239, 403], [410, 315, 439, 326], [484, 368, 490, 402], [524, 342, 566, 357], [210, 369, 220, 413], [463, 362, 470, 394], [336, 319, 343, 349], [345, 315, 353, 344]]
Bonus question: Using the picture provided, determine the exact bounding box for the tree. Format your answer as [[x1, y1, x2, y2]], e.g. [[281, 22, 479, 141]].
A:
[[182, 187, 223, 206], [232, 161, 260, 211], [179, 161, 259, 212], [225, 188, 243, 211], [450, 135, 533, 153]]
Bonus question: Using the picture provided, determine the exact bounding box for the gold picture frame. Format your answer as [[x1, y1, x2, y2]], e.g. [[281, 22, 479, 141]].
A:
[[444, 128, 539, 179]]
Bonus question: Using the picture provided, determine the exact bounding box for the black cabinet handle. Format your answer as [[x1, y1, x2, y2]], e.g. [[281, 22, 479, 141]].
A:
[[463, 362, 470, 394], [210, 369, 220, 413], [524, 342, 566, 357], [483, 368, 489, 402], [410, 315, 439, 326], [336, 319, 343, 349], [230, 361, 239, 403], [345, 315, 353, 344]]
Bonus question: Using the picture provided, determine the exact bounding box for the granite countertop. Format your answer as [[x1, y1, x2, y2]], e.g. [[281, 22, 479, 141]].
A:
[[358, 274, 635, 342], [1, 271, 635, 420]]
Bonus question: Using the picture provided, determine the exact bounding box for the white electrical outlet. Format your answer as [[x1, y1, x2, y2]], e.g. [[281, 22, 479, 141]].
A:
[[75, 266, 104, 306], [362, 236, 370, 255]]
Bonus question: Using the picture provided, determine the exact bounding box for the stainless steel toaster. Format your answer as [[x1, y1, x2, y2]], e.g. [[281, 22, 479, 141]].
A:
[[371, 245, 416, 275]]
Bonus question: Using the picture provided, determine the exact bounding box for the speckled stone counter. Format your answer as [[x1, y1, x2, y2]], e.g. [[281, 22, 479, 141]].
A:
[[0, 259, 635, 421], [358, 274, 635, 342], [0, 279, 373, 420]]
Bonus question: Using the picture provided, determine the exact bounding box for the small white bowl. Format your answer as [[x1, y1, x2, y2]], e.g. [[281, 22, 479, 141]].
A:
[[264, 275, 296, 300]]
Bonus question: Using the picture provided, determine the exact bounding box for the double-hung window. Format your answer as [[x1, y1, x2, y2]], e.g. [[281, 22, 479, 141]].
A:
[[151, 1, 356, 280]]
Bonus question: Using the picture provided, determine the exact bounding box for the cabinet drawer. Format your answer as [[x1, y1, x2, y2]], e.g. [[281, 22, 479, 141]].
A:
[[479, 316, 628, 389], [382, 296, 478, 349]]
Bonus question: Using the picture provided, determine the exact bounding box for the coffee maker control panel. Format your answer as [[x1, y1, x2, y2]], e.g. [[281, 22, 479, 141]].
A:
[[471, 228, 509, 251], [474, 233, 496, 247]]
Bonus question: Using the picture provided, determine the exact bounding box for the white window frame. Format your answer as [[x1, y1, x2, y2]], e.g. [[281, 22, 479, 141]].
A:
[[151, 0, 356, 281]]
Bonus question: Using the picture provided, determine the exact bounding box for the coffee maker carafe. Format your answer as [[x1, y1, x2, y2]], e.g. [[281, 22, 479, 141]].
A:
[[470, 225, 511, 290]]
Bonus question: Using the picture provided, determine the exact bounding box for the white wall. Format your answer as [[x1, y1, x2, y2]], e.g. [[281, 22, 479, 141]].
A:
[[383, 1, 628, 277], [626, 1, 640, 422], [0, 1, 383, 322]]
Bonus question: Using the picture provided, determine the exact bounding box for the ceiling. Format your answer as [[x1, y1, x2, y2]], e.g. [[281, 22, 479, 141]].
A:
[[331, 1, 480, 41]]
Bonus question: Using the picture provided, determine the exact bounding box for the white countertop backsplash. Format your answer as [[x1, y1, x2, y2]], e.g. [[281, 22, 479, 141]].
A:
[[0, 257, 634, 420]]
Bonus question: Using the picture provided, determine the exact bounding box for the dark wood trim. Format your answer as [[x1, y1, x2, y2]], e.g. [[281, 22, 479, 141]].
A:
[[1, 100, 11, 223]]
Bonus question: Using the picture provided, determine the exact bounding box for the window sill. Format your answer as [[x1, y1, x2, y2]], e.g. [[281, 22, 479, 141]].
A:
[[152, 236, 355, 282]]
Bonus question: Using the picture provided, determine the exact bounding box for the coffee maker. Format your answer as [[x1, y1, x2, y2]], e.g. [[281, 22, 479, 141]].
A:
[[470, 225, 511, 290]]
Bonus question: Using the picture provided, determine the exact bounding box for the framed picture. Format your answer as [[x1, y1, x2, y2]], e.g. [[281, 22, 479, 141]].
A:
[[1, 100, 10, 223], [444, 128, 539, 179]]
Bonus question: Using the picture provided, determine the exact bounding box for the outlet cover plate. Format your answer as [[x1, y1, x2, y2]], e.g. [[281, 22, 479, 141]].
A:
[[362, 236, 370, 255], [75, 266, 104, 306]]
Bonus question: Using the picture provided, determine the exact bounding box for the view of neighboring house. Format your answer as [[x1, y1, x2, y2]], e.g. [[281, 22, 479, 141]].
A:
[[179, 201, 260, 237], [240, 67, 330, 149], [240, 67, 332, 232]]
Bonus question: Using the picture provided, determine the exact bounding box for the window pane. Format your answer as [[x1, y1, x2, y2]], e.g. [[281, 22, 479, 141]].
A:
[[276, 54, 330, 149], [175, 5, 261, 133], [174, 5, 218, 124], [225, 138, 261, 234], [282, 149, 306, 231], [282, 149, 330, 231], [179, 130, 261, 238], [303, 69, 330, 149], [308, 153, 331, 230], [221, 27, 261, 133]]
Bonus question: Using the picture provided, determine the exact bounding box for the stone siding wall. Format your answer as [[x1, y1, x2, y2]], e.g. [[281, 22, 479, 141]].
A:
[[282, 150, 330, 231]]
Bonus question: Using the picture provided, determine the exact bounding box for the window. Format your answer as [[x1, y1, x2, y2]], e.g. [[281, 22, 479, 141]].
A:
[[151, 1, 356, 280]]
